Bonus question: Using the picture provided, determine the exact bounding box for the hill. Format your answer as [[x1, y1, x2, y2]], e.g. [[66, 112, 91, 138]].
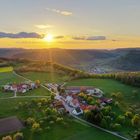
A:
[[0, 48, 140, 72]]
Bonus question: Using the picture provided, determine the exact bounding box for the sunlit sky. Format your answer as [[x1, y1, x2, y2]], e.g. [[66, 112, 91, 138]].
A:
[[0, 0, 140, 49]]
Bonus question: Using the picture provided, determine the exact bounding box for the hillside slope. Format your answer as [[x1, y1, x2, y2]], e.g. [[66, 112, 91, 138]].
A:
[[0, 48, 140, 72]]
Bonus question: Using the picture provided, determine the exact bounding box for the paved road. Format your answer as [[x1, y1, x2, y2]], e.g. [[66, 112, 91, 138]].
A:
[[0, 96, 49, 100]]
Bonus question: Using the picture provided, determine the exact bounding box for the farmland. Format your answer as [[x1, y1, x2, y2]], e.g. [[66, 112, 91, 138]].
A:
[[0, 67, 13, 73]]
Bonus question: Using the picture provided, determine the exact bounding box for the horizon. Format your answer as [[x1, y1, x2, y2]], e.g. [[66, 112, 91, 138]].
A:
[[0, 47, 140, 51]]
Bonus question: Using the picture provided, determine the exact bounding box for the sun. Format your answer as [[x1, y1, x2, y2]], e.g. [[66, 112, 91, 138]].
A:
[[43, 34, 54, 42]]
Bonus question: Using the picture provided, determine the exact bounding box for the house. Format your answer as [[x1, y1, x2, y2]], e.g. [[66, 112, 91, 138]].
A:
[[69, 99, 80, 108], [65, 96, 73, 103], [65, 95, 80, 108], [3, 81, 39, 94], [65, 86, 104, 98], [0, 116, 24, 135], [87, 105, 100, 111], [72, 107, 83, 116], [65, 86, 82, 93]]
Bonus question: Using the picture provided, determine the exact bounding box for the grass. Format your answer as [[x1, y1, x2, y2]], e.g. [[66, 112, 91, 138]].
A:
[[0, 72, 122, 140], [0, 72, 50, 98], [0, 67, 13, 73], [67, 78, 140, 104], [67, 78, 140, 138], [23, 120, 121, 140], [20, 72, 70, 83], [0, 72, 24, 85], [0, 98, 121, 140]]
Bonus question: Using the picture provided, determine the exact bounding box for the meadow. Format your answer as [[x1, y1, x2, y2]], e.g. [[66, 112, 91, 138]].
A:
[[20, 71, 70, 83], [0, 66, 13, 73], [0, 71, 122, 140], [0, 97, 121, 140], [67, 78, 140, 104]]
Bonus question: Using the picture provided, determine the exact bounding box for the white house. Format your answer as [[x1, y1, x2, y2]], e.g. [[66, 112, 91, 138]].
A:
[[72, 107, 83, 116]]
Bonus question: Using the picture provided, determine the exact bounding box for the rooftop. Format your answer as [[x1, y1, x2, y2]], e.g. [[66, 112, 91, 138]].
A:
[[0, 116, 24, 135]]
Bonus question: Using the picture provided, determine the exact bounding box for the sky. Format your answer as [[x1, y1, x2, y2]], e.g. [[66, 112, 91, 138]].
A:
[[0, 0, 140, 49]]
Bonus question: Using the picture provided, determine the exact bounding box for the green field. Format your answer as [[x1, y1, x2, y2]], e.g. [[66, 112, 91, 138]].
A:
[[68, 78, 140, 104], [1, 71, 140, 139], [20, 72, 70, 83], [0, 67, 13, 73], [0, 72, 24, 85], [0, 72, 50, 98], [0, 72, 122, 140], [0, 99, 121, 140], [18, 72, 140, 138]]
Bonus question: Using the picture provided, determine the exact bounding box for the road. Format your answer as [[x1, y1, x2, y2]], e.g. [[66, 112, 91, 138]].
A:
[[13, 71, 130, 140]]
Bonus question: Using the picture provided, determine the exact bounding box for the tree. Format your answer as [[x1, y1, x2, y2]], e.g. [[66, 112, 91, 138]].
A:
[[131, 114, 140, 127], [101, 118, 108, 128], [26, 117, 35, 126], [111, 123, 121, 131], [56, 117, 63, 123], [133, 130, 140, 140], [125, 111, 133, 119], [2, 136, 12, 140], [102, 106, 112, 116], [116, 115, 125, 124], [13, 132, 23, 140], [87, 96, 93, 103], [32, 122, 41, 132]]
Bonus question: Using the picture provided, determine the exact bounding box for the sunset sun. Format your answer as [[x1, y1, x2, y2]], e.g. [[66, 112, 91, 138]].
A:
[[43, 34, 54, 42]]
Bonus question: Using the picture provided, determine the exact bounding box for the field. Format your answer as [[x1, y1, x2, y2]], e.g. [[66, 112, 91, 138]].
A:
[[0, 72, 50, 98], [0, 67, 13, 73], [0, 99, 121, 140], [20, 72, 70, 83], [0, 72, 122, 140], [0, 97, 121, 140], [0, 73, 122, 140], [67, 78, 140, 103], [17, 72, 140, 138]]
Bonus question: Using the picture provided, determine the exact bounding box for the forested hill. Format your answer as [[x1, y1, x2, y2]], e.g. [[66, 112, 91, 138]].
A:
[[0, 48, 140, 72]]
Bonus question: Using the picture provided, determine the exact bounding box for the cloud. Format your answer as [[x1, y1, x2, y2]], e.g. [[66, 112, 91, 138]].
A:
[[72, 36, 85, 40], [0, 32, 43, 39], [86, 36, 106, 40], [54, 36, 64, 39], [72, 36, 106, 41], [46, 8, 72, 16], [35, 24, 54, 29]]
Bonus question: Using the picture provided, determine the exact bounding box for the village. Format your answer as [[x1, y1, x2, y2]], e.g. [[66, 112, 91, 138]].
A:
[[2, 80, 40, 96], [2, 80, 113, 117], [45, 83, 113, 116], [0, 74, 139, 140]]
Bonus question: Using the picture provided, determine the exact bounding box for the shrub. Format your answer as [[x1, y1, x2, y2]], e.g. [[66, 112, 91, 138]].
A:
[[111, 123, 121, 131], [101, 118, 108, 128], [2, 136, 12, 140], [56, 117, 63, 123], [131, 114, 140, 127], [133, 130, 140, 140], [49, 121, 54, 125], [87, 97, 93, 103], [116, 115, 125, 124], [32, 122, 41, 132], [125, 111, 133, 119], [26, 117, 35, 125], [13, 132, 23, 140]]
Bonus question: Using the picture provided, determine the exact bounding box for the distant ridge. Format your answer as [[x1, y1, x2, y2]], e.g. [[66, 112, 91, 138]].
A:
[[0, 48, 140, 72]]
